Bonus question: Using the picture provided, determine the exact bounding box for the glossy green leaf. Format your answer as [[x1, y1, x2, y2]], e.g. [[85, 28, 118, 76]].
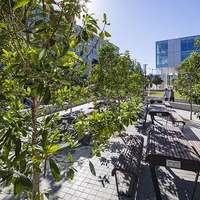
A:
[[39, 49, 45, 60], [45, 115, 53, 126], [48, 145, 60, 153], [99, 31, 104, 40], [21, 176, 33, 191], [61, 43, 69, 57], [14, 177, 22, 195], [89, 161, 96, 176], [37, 81, 45, 96], [49, 158, 60, 182], [65, 51, 83, 62], [84, 46, 88, 53], [43, 87, 51, 105], [15, 138, 21, 156], [69, 38, 78, 49], [13, 0, 31, 10], [2, 49, 9, 56], [27, 87, 31, 93], [66, 168, 74, 180], [104, 31, 111, 37], [30, 52, 38, 64], [67, 151, 72, 163], [34, 143, 44, 151], [20, 160, 27, 173], [93, 110, 97, 120], [103, 13, 107, 22], [82, 29, 88, 41], [74, 99, 80, 104]]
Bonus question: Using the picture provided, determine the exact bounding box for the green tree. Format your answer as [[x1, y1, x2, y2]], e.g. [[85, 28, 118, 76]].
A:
[[147, 73, 154, 88], [87, 43, 143, 135], [152, 75, 163, 87], [89, 43, 143, 102], [175, 51, 200, 120], [0, 0, 110, 198]]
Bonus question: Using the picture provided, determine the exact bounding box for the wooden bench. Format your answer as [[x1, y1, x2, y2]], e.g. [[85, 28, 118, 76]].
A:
[[149, 98, 163, 104], [163, 102, 172, 110], [189, 140, 200, 157], [111, 135, 144, 197], [146, 125, 200, 200], [137, 102, 149, 128], [169, 111, 186, 130]]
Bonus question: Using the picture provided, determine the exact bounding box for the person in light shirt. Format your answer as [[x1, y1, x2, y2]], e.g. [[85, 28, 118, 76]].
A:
[[163, 88, 169, 101]]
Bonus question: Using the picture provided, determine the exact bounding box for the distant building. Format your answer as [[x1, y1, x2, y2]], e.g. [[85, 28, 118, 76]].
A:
[[73, 25, 120, 76], [156, 35, 200, 88]]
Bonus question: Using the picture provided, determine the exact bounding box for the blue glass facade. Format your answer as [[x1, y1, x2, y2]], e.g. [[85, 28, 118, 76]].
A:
[[156, 35, 200, 69], [180, 36, 199, 61], [156, 35, 200, 88], [156, 40, 168, 68]]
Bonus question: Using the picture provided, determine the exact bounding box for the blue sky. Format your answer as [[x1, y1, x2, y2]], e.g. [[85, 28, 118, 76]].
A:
[[86, 0, 200, 74]]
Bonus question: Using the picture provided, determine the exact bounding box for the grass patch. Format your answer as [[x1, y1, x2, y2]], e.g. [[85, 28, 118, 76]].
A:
[[149, 91, 182, 99]]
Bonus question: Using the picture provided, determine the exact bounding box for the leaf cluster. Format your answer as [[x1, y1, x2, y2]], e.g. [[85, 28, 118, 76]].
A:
[[175, 51, 200, 104], [0, 0, 112, 198]]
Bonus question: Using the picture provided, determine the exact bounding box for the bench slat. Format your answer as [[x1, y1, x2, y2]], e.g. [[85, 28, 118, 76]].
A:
[[169, 111, 185, 124], [189, 140, 200, 157], [112, 134, 144, 197], [169, 111, 185, 131]]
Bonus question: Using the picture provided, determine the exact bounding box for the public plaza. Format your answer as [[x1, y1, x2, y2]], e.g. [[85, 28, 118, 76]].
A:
[[1, 99, 200, 200]]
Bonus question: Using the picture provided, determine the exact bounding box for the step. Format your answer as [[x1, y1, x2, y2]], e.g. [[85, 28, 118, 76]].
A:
[[169, 102, 200, 112]]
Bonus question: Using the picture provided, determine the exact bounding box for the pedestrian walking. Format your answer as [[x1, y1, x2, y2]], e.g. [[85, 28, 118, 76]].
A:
[[163, 88, 169, 101], [170, 89, 175, 102]]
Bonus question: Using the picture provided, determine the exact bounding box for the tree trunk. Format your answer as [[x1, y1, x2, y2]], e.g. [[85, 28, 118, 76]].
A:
[[33, 165, 40, 199], [31, 95, 40, 200], [70, 102, 73, 113], [190, 102, 193, 120]]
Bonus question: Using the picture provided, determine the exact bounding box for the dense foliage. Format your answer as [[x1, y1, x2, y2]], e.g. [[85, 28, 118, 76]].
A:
[[175, 51, 200, 119], [0, 0, 144, 199], [0, 0, 111, 198], [87, 42, 144, 135], [88, 43, 144, 101]]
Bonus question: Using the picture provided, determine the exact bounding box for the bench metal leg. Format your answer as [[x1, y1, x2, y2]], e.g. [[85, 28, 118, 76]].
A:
[[114, 172, 120, 195], [149, 164, 162, 200], [190, 171, 199, 200], [114, 171, 138, 198]]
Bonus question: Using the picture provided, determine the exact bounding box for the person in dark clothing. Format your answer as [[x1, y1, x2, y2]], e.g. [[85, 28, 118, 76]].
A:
[[170, 89, 175, 102]]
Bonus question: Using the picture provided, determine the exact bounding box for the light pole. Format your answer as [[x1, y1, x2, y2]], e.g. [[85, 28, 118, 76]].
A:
[[143, 64, 148, 90]]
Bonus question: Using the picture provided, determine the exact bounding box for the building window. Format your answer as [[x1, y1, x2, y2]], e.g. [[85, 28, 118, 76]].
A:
[[156, 41, 168, 67], [181, 40, 187, 51], [181, 38, 195, 51], [157, 41, 168, 53], [180, 36, 200, 61], [181, 51, 190, 61], [157, 55, 168, 66]]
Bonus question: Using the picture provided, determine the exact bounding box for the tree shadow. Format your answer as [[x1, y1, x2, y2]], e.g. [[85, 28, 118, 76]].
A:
[[136, 164, 200, 200]]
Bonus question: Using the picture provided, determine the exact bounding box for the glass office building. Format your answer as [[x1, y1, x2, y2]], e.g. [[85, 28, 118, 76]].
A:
[[156, 35, 200, 87]]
